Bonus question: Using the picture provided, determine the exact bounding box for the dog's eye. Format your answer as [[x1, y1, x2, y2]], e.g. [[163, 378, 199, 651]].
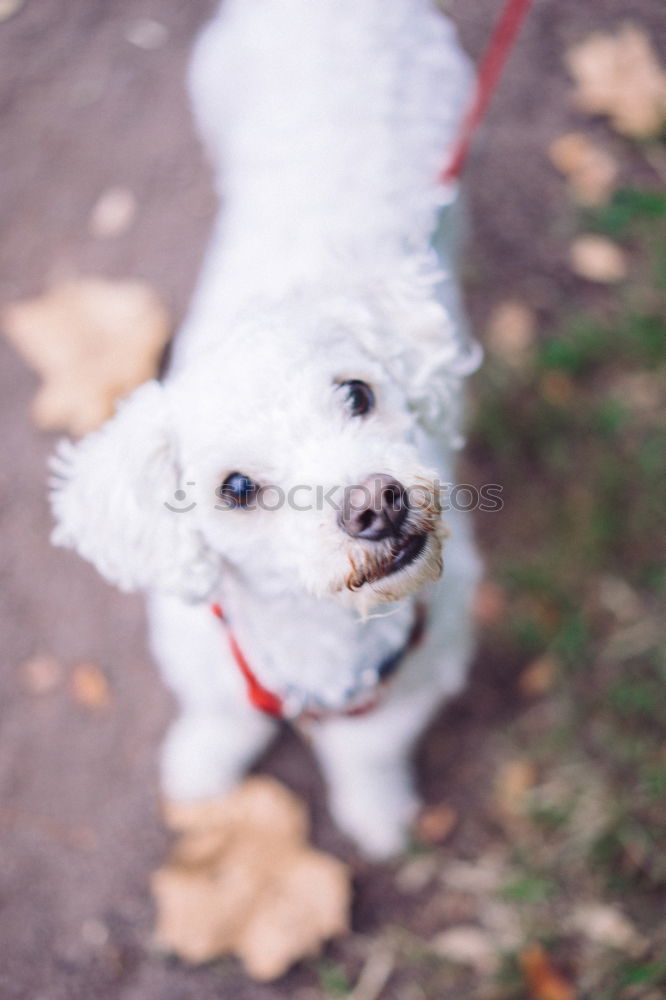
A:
[[217, 472, 259, 508], [339, 380, 375, 417]]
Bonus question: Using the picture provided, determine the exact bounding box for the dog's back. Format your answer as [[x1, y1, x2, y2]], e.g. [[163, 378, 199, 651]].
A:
[[187, 0, 473, 298], [173, 0, 475, 380]]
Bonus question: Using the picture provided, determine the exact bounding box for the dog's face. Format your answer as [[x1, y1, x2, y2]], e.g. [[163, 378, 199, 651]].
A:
[[51, 295, 463, 609], [170, 319, 445, 609]]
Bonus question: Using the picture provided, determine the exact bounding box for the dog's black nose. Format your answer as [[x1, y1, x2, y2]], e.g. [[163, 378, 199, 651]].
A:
[[338, 474, 408, 541]]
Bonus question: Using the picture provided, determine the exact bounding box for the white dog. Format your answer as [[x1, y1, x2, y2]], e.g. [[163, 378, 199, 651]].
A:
[[51, 0, 483, 859]]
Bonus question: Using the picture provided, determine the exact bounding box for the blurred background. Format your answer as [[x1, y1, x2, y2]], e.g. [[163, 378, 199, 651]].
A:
[[0, 0, 664, 997]]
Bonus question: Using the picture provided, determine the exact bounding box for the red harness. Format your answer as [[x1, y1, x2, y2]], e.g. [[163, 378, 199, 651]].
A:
[[211, 602, 425, 721], [211, 603, 283, 717]]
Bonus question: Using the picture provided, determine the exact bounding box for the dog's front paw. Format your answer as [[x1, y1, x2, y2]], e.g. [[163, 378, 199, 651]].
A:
[[329, 776, 419, 861], [161, 714, 238, 801], [160, 710, 275, 802]]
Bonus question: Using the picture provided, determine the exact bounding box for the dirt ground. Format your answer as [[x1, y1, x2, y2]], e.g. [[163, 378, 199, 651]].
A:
[[0, 2, 663, 999]]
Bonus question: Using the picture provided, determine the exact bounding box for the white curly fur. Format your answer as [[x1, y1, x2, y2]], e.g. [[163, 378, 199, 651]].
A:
[[50, 0, 483, 858]]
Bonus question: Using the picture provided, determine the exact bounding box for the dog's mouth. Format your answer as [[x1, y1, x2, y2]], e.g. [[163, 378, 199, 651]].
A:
[[342, 480, 445, 598], [384, 531, 428, 577], [347, 531, 431, 590]]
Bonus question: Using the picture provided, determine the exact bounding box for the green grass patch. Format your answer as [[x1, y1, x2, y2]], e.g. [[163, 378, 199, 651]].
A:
[[316, 959, 352, 996], [501, 874, 556, 903], [582, 187, 666, 239], [470, 182, 666, 970]]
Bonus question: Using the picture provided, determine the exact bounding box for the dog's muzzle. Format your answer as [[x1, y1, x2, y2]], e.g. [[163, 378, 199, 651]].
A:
[[339, 474, 440, 589]]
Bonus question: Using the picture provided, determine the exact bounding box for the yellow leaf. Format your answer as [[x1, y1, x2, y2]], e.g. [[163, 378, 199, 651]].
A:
[[540, 371, 575, 406], [495, 759, 536, 817], [473, 579, 508, 627], [548, 132, 618, 206], [70, 663, 111, 710], [154, 777, 350, 980], [569, 236, 627, 283], [415, 802, 458, 845], [520, 944, 575, 1000], [0, 0, 24, 22], [566, 25, 666, 138], [518, 655, 557, 698], [486, 301, 536, 368], [1, 278, 170, 436]]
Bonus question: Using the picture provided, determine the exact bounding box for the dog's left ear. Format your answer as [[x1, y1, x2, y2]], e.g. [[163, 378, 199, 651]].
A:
[[385, 294, 481, 444], [50, 380, 218, 600]]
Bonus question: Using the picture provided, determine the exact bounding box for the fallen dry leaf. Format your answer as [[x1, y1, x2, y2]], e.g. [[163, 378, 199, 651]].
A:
[[153, 777, 350, 981], [473, 579, 508, 627], [0, 0, 24, 22], [495, 759, 536, 818], [611, 372, 663, 418], [1, 278, 171, 435], [414, 803, 458, 845], [70, 662, 111, 710], [431, 926, 499, 976], [602, 618, 659, 663], [568, 903, 645, 954], [520, 944, 575, 1000], [478, 898, 523, 951], [518, 655, 557, 698], [125, 17, 168, 50], [21, 655, 63, 695], [548, 132, 618, 205], [395, 854, 440, 894], [566, 24, 666, 138], [486, 301, 536, 367], [540, 371, 576, 406], [444, 852, 508, 894], [569, 235, 627, 283], [89, 187, 136, 238], [349, 943, 396, 1000], [596, 575, 643, 624]]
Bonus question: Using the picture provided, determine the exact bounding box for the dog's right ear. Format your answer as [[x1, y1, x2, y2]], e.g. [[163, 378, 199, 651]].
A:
[[49, 380, 219, 600]]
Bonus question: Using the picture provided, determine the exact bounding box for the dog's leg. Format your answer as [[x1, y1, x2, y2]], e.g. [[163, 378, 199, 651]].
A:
[[148, 594, 277, 801], [160, 707, 275, 801], [310, 681, 437, 859]]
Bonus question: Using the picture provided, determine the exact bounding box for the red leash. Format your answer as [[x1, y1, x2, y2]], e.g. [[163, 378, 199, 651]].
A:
[[441, 0, 533, 183]]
